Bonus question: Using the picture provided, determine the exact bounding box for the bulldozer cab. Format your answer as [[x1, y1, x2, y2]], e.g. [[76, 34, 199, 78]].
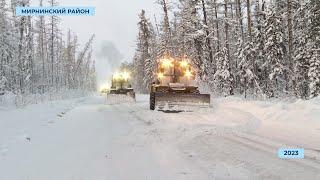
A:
[[156, 57, 196, 87], [111, 72, 132, 90], [107, 71, 136, 103], [111, 78, 131, 90]]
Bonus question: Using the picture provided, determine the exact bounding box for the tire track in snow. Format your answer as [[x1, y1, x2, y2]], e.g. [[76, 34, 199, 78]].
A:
[[108, 102, 211, 179]]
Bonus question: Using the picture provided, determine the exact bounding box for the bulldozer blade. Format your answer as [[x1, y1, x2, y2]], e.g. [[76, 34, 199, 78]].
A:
[[154, 92, 210, 111], [106, 94, 136, 105]]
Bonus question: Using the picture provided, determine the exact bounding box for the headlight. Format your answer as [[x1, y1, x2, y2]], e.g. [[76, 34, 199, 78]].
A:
[[180, 60, 189, 67], [122, 71, 130, 80], [99, 84, 110, 92], [185, 70, 193, 78], [157, 72, 164, 79], [113, 72, 122, 80]]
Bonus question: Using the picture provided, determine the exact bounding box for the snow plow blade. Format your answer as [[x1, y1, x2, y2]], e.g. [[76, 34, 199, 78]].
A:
[[154, 92, 210, 111], [107, 93, 136, 104]]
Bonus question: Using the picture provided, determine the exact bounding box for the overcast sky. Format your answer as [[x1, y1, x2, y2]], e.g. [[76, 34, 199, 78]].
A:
[[47, 0, 161, 86]]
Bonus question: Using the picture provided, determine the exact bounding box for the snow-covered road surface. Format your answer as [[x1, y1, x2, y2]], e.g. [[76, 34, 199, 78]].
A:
[[0, 95, 320, 180]]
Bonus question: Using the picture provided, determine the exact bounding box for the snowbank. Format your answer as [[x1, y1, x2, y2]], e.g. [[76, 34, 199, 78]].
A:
[[213, 96, 320, 149], [0, 89, 94, 109]]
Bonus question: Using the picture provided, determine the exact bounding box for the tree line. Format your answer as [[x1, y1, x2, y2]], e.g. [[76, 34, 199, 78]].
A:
[[131, 0, 320, 99], [0, 0, 96, 103]]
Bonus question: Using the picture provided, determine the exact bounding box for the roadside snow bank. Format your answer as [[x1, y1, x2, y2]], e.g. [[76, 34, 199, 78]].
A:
[[0, 89, 94, 109], [214, 96, 320, 149], [215, 96, 320, 123]]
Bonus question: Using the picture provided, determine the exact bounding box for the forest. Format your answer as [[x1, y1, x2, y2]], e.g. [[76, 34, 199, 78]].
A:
[[131, 0, 320, 99], [0, 0, 96, 106]]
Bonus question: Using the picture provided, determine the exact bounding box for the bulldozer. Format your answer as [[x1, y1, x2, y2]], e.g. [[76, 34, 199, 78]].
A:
[[150, 56, 210, 111], [107, 71, 136, 103]]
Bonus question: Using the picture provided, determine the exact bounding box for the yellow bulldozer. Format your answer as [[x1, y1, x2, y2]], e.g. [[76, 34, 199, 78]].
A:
[[107, 71, 136, 103], [150, 56, 210, 111]]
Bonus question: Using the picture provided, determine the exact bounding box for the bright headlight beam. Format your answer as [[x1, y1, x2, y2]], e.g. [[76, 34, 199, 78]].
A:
[[99, 83, 110, 92], [185, 70, 193, 78], [113, 72, 121, 80], [180, 60, 189, 67], [122, 71, 130, 80], [157, 72, 164, 79]]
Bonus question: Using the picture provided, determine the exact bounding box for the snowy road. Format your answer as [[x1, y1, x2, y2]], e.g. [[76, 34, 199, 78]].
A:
[[0, 95, 320, 180]]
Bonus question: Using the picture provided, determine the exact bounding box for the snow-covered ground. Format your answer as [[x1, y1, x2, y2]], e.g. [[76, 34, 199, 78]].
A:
[[0, 95, 319, 180]]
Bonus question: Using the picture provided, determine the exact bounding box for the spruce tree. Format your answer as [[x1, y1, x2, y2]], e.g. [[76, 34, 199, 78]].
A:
[[293, 1, 309, 99], [213, 47, 233, 96], [264, 8, 287, 97], [307, 0, 320, 98]]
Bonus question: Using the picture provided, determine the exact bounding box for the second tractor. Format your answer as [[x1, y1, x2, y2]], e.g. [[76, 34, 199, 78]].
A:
[[107, 71, 136, 103]]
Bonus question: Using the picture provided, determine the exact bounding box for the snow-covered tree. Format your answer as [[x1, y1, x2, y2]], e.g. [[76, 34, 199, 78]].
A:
[[0, 0, 97, 105], [34, 0, 48, 93], [0, 73, 6, 94], [237, 39, 261, 98], [264, 8, 287, 97], [0, 0, 8, 79], [308, 50, 320, 98], [176, 0, 206, 78], [130, 0, 320, 100], [307, 0, 320, 98], [293, 1, 309, 99], [132, 10, 156, 93], [213, 47, 233, 96], [48, 0, 60, 88], [157, 0, 172, 55], [253, 0, 268, 98]]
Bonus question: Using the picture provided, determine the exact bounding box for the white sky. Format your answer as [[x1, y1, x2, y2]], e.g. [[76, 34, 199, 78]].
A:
[[31, 0, 161, 86]]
